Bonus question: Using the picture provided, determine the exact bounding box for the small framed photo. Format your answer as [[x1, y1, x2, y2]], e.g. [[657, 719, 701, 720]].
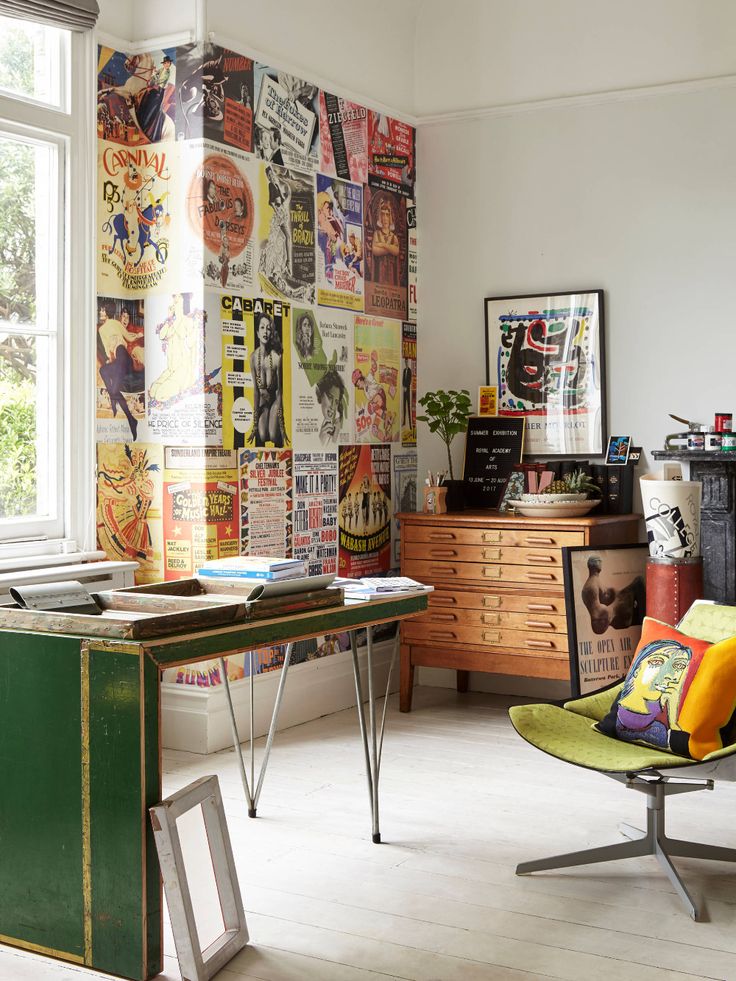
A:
[[606, 435, 631, 465], [563, 542, 649, 696]]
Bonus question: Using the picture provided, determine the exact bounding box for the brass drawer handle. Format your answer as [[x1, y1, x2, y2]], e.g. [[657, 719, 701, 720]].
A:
[[527, 639, 556, 649], [482, 567, 503, 578], [528, 603, 557, 612], [527, 555, 556, 564], [428, 630, 458, 641], [483, 630, 501, 643], [429, 613, 457, 623], [483, 531, 502, 543], [484, 595, 502, 608], [525, 620, 555, 630], [483, 547, 501, 561], [525, 537, 555, 545], [428, 532, 456, 541], [527, 572, 556, 581], [482, 612, 501, 625], [432, 595, 457, 606], [428, 548, 458, 558]]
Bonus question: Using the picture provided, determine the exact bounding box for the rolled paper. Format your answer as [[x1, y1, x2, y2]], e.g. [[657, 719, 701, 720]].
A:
[[640, 473, 701, 559]]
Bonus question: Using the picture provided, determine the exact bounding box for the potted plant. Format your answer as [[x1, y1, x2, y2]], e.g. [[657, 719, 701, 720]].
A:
[[417, 388, 473, 510]]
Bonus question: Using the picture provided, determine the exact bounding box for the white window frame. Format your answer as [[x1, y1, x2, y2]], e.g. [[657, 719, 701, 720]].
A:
[[0, 26, 95, 558]]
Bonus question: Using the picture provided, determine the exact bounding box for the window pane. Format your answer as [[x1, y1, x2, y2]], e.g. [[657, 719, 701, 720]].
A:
[[0, 15, 66, 109], [0, 131, 60, 534], [0, 134, 57, 332], [0, 332, 42, 520]]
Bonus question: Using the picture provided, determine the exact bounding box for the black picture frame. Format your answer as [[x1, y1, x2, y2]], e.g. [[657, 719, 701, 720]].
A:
[[563, 542, 649, 697], [484, 289, 607, 458]]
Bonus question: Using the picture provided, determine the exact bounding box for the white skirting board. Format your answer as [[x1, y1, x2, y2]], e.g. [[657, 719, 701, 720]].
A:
[[162, 638, 397, 754], [416, 666, 570, 701]]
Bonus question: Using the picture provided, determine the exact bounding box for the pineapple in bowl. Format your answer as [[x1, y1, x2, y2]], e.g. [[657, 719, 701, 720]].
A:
[[519, 469, 601, 505]]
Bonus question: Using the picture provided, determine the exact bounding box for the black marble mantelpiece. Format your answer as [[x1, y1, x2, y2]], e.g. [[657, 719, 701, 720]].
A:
[[651, 449, 736, 603]]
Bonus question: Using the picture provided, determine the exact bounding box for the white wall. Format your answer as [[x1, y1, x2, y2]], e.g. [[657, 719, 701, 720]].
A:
[[121, 0, 418, 117], [414, 0, 736, 116], [96, 0, 134, 41], [416, 82, 736, 484]]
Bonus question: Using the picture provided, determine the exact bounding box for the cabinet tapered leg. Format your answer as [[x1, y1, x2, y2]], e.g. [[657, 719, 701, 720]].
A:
[[400, 643, 414, 712], [457, 670, 470, 693]]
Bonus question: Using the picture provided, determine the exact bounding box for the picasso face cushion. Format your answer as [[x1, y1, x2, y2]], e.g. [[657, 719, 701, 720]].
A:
[[594, 617, 736, 759]]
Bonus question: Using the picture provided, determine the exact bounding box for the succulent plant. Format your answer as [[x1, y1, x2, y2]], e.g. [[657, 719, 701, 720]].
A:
[[545, 469, 600, 497]]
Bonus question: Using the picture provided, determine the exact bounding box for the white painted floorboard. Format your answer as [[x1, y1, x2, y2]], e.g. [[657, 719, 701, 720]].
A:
[[2, 687, 735, 981]]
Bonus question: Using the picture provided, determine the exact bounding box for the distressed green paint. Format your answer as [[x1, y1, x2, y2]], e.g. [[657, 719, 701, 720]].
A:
[[143, 654, 162, 978], [0, 632, 84, 957], [88, 647, 146, 980], [147, 594, 429, 666]]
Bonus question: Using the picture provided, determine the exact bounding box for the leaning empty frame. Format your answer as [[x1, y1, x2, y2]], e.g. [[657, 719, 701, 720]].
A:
[[149, 775, 248, 981]]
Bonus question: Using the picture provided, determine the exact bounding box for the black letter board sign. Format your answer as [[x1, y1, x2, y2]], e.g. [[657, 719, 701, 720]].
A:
[[462, 417, 525, 508]]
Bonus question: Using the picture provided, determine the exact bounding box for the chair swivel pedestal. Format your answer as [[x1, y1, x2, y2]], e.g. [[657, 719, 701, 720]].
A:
[[517, 773, 736, 920]]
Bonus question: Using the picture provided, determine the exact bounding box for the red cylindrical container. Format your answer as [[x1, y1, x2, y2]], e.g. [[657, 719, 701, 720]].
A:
[[715, 412, 732, 433], [646, 557, 703, 627]]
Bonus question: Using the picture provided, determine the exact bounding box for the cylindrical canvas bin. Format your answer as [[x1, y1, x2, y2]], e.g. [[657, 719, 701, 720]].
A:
[[646, 556, 703, 627], [640, 475, 701, 558]]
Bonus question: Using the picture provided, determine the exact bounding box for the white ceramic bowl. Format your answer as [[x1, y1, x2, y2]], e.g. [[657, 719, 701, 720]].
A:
[[518, 492, 588, 504]]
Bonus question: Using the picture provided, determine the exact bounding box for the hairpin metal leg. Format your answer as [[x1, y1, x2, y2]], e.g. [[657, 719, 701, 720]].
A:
[[220, 642, 294, 819]]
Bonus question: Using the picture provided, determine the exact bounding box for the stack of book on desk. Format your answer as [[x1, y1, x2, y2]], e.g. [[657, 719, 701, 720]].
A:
[[197, 556, 308, 581]]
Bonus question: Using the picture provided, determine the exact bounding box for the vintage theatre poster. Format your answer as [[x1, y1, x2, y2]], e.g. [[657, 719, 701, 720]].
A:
[[145, 291, 222, 444], [239, 448, 293, 557], [258, 163, 315, 304], [254, 64, 320, 173], [293, 452, 339, 575], [96, 295, 147, 443], [176, 42, 254, 152], [96, 441, 163, 584], [392, 449, 417, 566], [401, 322, 417, 446], [292, 307, 353, 449], [407, 198, 418, 323], [363, 184, 407, 321], [353, 315, 400, 444], [98, 139, 177, 296], [338, 444, 391, 577], [221, 294, 292, 450], [319, 90, 368, 185], [367, 110, 415, 196], [97, 45, 176, 146], [182, 140, 257, 293], [316, 174, 363, 311], [162, 447, 239, 579]]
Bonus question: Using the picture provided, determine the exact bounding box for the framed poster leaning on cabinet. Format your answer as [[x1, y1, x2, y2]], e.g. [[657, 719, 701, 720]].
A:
[[563, 542, 648, 697], [484, 289, 606, 457]]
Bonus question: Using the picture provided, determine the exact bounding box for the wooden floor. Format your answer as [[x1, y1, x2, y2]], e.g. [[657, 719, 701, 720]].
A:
[[3, 686, 736, 981]]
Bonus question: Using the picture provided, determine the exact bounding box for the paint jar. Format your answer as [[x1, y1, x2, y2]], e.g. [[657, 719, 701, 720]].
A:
[[706, 428, 722, 451], [715, 412, 733, 433], [722, 433, 736, 451], [687, 430, 705, 451]]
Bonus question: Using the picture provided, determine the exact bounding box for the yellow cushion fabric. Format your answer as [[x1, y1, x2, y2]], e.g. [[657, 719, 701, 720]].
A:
[[678, 636, 736, 759]]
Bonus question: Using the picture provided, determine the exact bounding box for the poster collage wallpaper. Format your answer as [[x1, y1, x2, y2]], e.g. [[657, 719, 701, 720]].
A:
[[95, 43, 419, 683]]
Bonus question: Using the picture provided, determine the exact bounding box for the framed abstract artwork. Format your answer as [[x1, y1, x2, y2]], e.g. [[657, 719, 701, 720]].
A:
[[562, 542, 649, 697], [484, 290, 606, 457]]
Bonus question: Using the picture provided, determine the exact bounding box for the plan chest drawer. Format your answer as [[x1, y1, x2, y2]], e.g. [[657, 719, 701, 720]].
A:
[[397, 509, 641, 711]]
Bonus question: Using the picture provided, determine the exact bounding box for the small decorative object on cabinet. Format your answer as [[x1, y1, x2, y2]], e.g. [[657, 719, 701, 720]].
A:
[[398, 510, 640, 711]]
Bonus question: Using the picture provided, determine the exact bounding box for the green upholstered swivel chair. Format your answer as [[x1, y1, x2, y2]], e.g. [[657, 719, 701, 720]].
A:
[[509, 601, 736, 920]]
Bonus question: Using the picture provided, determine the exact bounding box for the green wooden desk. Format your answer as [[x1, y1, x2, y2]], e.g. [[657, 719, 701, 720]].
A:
[[0, 592, 428, 980]]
